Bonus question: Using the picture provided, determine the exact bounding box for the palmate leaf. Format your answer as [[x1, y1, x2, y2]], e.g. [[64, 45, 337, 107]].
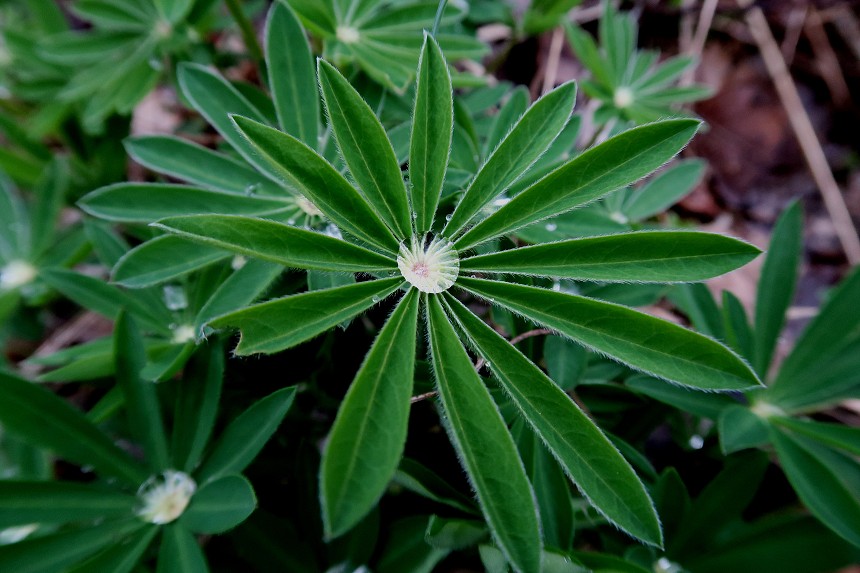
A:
[[181, 475, 257, 534], [171, 343, 225, 473], [196, 387, 297, 484], [318, 59, 412, 238], [459, 278, 760, 391], [461, 231, 759, 282], [125, 136, 281, 196], [157, 524, 209, 573], [0, 518, 146, 573], [320, 288, 419, 538], [443, 294, 662, 547], [209, 277, 403, 355], [426, 296, 541, 573], [114, 311, 170, 472], [231, 115, 399, 253], [0, 371, 147, 485], [0, 481, 136, 528], [753, 200, 801, 377], [454, 119, 701, 251], [178, 62, 282, 184], [770, 426, 860, 548], [67, 526, 158, 573], [112, 236, 229, 288], [410, 34, 453, 233], [78, 183, 291, 223], [265, 1, 319, 147], [153, 214, 396, 273], [443, 81, 577, 238]]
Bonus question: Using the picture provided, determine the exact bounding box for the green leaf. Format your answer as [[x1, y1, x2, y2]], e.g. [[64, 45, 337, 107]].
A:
[[717, 405, 770, 454], [0, 174, 28, 259], [196, 386, 297, 483], [682, 514, 860, 573], [392, 458, 478, 515], [78, 183, 290, 223], [455, 119, 700, 251], [194, 259, 282, 326], [426, 296, 541, 573], [754, 200, 802, 377], [722, 291, 754, 360], [459, 278, 760, 391], [444, 81, 578, 238], [513, 424, 575, 551], [669, 282, 724, 339], [625, 375, 734, 419], [67, 526, 158, 573], [157, 524, 209, 573], [231, 115, 400, 253], [0, 519, 146, 573], [770, 428, 860, 548], [112, 236, 229, 288], [772, 417, 860, 457], [181, 475, 257, 534], [409, 34, 453, 233], [544, 336, 587, 391], [39, 268, 168, 335], [115, 312, 170, 472], [0, 371, 146, 485], [318, 60, 411, 238], [209, 277, 403, 355], [669, 451, 769, 556], [769, 266, 860, 411], [172, 343, 224, 472], [321, 289, 419, 538], [155, 0, 193, 24], [444, 295, 662, 547], [461, 231, 759, 282], [622, 158, 705, 221], [376, 516, 449, 573], [0, 481, 136, 528], [177, 63, 280, 183], [265, 2, 318, 147], [30, 158, 68, 258], [124, 136, 281, 196], [425, 515, 488, 549], [153, 215, 395, 273]]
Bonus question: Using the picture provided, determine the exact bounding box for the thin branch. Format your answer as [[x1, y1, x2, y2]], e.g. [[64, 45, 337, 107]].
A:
[[540, 27, 565, 95], [681, 0, 719, 86], [739, 0, 860, 264], [225, 0, 264, 70]]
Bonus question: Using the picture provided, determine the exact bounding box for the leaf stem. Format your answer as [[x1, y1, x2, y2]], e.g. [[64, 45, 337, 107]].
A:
[[431, 0, 449, 37], [225, 0, 265, 70]]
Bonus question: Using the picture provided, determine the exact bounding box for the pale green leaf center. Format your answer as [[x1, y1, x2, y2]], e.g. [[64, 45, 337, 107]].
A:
[[397, 235, 459, 294], [137, 470, 197, 524]]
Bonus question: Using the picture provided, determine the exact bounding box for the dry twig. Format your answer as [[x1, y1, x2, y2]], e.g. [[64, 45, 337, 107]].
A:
[[739, 0, 860, 264]]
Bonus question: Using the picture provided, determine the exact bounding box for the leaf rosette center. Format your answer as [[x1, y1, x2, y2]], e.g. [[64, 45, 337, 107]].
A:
[[136, 470, 197, 524], [397, 235, 459, 294]]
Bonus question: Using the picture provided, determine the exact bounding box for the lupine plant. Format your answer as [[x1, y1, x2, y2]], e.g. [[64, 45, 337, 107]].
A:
[[2, 1, 859, 572], [147, 34, 762, 571], [631, 202, 860, 550], [0, 313, 294, 572], [566, 2, 712, 125]]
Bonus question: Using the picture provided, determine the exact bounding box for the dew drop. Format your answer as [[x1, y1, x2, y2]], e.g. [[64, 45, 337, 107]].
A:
[[445, 214, 453, 221], [244, 183, 260, 196], [371, 295, 380, 303], [287, 218, 296, 225], [162, 285, 188, 311], [545, 222, 558, 232], [688, 435, 705, 450], [552, 281, 561, 292]]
